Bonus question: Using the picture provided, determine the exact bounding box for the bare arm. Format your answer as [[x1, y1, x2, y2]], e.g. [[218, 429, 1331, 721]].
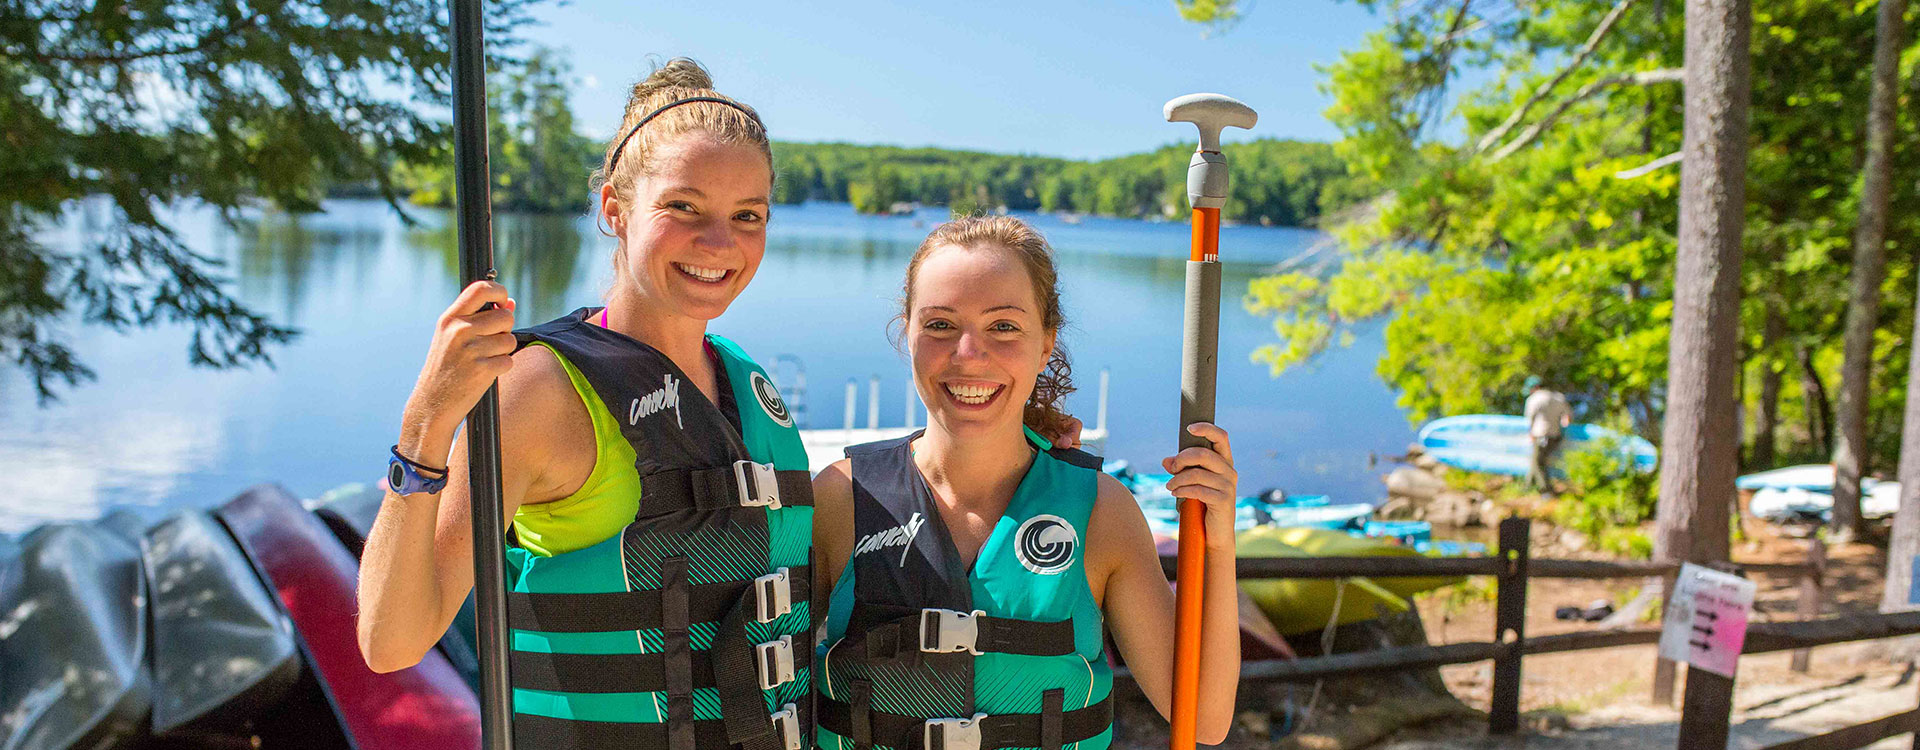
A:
[[811, 458, 855, 635], [356, 285, 583, 672], [1090, 424, 1240, 745]]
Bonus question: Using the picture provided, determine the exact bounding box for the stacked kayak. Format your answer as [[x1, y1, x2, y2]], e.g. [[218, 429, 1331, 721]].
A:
[[1418, 414, 1658, 478], [1105, 460, 1485, 554], [1739, 464, 1901, 521], [142, 510, 302, 740], [1108, 461, 1381, 536], [1235, 526, 1465, 635], [217, 485, 481, 749], [0, 482, 484, 750], [0, 522, 149, 750]]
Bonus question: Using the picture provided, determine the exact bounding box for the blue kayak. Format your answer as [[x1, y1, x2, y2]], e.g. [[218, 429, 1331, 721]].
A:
[[1417, 414, 1658, 478]]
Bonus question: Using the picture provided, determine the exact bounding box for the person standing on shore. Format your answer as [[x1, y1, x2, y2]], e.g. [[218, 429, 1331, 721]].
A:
[[1524, 376, 1572, 495], [809, 217, 1242, 749], [357, 59, 815, 749]]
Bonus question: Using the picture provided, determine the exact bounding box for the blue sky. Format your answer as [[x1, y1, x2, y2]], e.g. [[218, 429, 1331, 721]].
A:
[[518, 0, 1389, 160]]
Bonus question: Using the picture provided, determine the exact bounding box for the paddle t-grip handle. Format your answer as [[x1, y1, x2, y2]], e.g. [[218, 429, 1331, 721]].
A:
[[1164, 94, 1257, 210]]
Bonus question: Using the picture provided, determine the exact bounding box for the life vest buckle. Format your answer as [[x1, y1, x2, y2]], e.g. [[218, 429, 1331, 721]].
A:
[[754, 567, 794, 623], [923, 713, 987, 750], [734, 460, 783, 509], [755, 634, 797, 690], [770, 703, 803, 750], [919, 608, 988, 655]]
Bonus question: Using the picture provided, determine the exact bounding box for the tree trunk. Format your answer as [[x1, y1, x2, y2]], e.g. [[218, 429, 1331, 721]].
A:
[[1887, 288, 1920, 612], [1862, 0, 1913, 607], [1798, 344, 1833, 455], [1836, 0, 1908, 542], [1753, 302, 1784, 470], [1654, 0, 1749, 566]]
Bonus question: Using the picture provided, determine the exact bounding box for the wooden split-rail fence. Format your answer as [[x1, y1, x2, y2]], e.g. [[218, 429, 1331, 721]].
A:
[[1125, 517, 1920, 749]]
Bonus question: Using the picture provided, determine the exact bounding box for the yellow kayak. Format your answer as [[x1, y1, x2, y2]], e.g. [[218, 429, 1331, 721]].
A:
[[1236, 526, 1465, 635]]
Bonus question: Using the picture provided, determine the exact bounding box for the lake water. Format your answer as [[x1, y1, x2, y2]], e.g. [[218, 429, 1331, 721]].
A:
[[0, 199, 1418, 533]]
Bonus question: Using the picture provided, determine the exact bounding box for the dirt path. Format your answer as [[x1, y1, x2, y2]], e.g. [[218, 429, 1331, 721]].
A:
[[1376, 643, 1917, 749]]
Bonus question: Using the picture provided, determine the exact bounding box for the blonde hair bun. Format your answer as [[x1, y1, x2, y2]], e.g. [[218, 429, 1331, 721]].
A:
[[631, 57, 715, 100]]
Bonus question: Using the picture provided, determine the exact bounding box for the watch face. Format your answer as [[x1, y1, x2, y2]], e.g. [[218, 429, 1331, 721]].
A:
[[389, 461, 407, 491]]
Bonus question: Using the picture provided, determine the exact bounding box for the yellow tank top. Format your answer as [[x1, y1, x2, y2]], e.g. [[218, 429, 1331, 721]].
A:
[[510, 343, 639, 557]]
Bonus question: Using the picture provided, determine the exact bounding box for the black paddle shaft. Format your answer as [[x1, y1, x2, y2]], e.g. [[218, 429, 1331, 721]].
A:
[[448, 0, 512, 746]]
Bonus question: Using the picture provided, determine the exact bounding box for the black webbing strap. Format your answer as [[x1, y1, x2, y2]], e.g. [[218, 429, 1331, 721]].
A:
[[1040, 689, 1063, 750], [844, 610, 1077, 659], [640, 465, 814, 515], [663, 557, 696, 750], [817, 696, 1112, 750], [861, 620, 908, 660], [508, 649, 716, 693], [712, 595, 786, 750], [507, 565, 811, 633], [850, 680, 874, 750], [513, 713, 731, 748], [943, 612, 1076, 657]]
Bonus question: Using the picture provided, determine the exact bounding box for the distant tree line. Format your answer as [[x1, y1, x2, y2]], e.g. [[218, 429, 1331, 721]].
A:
[[388, 55, 1370, 227], [768, 140, 1372, 226]]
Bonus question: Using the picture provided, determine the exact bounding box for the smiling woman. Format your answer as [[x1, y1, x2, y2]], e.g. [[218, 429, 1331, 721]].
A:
[[811, 216, 1243, 749], [355, 58, 815, 750]]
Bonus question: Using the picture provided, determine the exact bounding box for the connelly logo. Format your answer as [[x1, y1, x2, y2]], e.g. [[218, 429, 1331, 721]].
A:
[[854, 512, 925, 567], [750, 371, 793, 427], [1015, 515, 1076, 575], [628, 374, 683, 429]]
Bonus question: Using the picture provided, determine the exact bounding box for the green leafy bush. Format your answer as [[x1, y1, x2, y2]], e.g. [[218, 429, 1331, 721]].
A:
[[1551, 436, 1658, 559]]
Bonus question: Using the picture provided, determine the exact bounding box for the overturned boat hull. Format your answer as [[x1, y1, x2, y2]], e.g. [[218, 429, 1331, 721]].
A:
[[0, 523, 150, 750], [218, 485, 480, 750]]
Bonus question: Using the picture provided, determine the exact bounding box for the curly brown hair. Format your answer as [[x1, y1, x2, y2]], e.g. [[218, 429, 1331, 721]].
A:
[[896, 215, 1076, 442]]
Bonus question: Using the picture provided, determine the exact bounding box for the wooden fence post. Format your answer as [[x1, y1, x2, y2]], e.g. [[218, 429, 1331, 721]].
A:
[[1676, 666, 1736, 750], [1790, 537, 1826, 673], [1654, 570, 1680, 705], [1912, 673, 1920, 750], [1489, 517, 1531, 735]]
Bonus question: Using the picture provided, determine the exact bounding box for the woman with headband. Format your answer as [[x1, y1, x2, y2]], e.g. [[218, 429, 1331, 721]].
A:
[[358, 59, 813, 750]]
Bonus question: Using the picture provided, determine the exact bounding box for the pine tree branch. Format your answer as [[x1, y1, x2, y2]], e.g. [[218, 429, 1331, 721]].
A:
[[1487, 68, 1683, 162], [1475, 0, 1641, 155], [32, 12, 265, 64], [1613, 151, 1683, 179]]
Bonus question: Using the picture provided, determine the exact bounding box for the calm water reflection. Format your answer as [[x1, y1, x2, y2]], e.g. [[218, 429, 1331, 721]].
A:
[[0, 199, 1417, 533]]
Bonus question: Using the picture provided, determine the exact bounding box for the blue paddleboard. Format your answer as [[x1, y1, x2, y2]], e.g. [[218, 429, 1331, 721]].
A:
[[1416, 414, 1658, 478]]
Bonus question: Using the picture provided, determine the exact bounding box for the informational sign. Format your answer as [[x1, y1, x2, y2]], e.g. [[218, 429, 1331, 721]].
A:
[[1657, 563, 1756, 678]]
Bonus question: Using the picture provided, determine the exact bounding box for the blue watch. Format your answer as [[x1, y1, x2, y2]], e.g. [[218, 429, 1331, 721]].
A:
[[388, 445, 449, 496]]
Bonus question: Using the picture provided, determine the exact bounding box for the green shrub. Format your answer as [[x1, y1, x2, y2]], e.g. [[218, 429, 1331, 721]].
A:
[[1550, 436, 1658, 558]]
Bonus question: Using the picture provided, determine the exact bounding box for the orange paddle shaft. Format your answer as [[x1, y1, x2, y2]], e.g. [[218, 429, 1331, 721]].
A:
[[1171, 205, 1220, 750]]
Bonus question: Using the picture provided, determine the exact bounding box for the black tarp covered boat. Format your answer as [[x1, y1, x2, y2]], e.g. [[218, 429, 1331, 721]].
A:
[[143, 509, 303, 740], [0, 523, 150, 750]]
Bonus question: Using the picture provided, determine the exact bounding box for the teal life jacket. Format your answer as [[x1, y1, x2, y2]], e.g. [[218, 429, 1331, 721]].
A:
[[505, 308, 813, 750], [816, 428, 1114, 750]]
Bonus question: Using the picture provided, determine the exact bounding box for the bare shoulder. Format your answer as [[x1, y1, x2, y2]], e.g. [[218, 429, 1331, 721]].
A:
[[811, 459, 854, 534], [497, 343, 594, 502], [1085, 472, 1153, 605], [1089, 473, 1148, 537], [812, 458, 855, 583]]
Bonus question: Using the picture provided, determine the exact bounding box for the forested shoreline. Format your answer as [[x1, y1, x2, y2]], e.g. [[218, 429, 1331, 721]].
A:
[[383, 53, 1368, 226]]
